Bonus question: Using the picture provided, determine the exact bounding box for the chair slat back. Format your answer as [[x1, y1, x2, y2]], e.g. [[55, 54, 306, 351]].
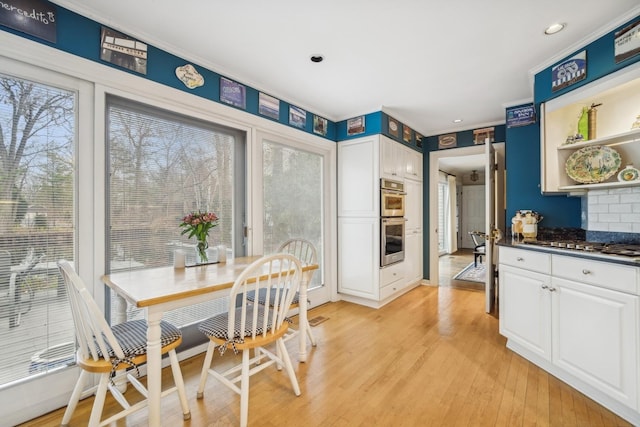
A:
[[278, 238, 317, 267], [229, 254, 302, 341], [58, 261, 125, 361]]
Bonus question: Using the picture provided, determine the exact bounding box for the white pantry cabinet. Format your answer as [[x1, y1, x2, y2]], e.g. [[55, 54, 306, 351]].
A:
[[499, 245, 640, 422], [337, 135, 423, 308]]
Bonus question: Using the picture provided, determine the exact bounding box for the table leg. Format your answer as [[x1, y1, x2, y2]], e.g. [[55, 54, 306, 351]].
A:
[[111, 294, 130, 392], [146, 309, 163, 426], [298, 271, 309, 362], [112, 294, 128, 325]]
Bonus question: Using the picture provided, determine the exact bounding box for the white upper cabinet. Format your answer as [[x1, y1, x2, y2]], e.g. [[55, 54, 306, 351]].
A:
[[404, 146, 423, 181], [338, 136, 379, 217], [541, 62, 640, 193], [380, 135, 405, 180]]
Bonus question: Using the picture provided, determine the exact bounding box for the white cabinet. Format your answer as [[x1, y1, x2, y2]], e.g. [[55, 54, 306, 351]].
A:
[[337, 217, 379, 299], [404, 231, 422, 287], [404, 178, 422, 284], [499, 264, 552, 360], [338, 136, 379, 217], [380, 135, 405, 180], [499, 246, 640, 415], [380, 260, 404, 298], [552, 276, 638, 409], [338, 135, 422, 307], [404, 146, 423, 181], [541, 64, 640, 193]]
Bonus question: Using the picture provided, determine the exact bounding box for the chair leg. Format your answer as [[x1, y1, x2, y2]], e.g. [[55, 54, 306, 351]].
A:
[[197, 341, 217, 399], [168, 349, 191, 420], [305, 319, 317, 346], [277, 338, 301, 396], [240, 349, 250, 427], [88, 372, 110, 427], [61, 369, 89, 426]]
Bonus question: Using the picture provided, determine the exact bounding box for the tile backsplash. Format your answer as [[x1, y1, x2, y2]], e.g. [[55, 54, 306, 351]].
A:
[[582, 187, 640, 233]]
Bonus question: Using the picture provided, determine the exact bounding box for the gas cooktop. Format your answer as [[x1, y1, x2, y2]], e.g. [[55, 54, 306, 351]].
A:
[[519, 240, 640, 262]]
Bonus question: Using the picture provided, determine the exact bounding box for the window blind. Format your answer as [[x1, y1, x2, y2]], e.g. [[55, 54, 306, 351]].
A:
[[0, 74, 76, 386], [106, 95, 245, 327]]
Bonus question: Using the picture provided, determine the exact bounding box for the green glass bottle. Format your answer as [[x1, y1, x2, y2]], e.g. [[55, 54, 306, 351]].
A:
[[577, 106, 589, 140]]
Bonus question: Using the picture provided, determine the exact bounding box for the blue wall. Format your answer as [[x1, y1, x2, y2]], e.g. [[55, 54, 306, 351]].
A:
[[504, 114, 581, 227], [0, 3, 340, 141]]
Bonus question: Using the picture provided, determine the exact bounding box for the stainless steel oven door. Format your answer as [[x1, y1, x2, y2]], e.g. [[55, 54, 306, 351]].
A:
[[380, 178, 405, 217], [381, 190, 405, 217], [381, 217, 405, 267]]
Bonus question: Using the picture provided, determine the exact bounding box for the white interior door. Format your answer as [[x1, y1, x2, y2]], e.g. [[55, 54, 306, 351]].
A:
[[485, 141, 497, 313], [460, 186, 485, 249]]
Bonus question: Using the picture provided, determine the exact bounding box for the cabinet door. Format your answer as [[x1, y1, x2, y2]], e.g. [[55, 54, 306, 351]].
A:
[[404, 148, 422, 180], [552, 277, 638, 409], [338, 217, 379, 299], [499, 265, 552, 360], [338, 137, 379, 217], [380, 136, 404, 179], [404, 231, 422, 285], [405, 179, 422, 233]]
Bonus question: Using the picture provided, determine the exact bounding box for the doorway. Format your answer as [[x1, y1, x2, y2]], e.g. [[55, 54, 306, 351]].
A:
[[429, 143, 505, 288]]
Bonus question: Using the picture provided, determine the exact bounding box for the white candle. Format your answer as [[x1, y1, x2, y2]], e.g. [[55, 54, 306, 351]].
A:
[[217, 245, 226, 263], [174, 249, 186, 268]]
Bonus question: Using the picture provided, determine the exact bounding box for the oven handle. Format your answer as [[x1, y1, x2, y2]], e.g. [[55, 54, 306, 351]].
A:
[[381, 217, 407, 223], [381, 189, 407, 196]]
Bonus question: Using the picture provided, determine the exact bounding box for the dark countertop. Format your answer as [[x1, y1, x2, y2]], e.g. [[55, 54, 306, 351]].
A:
[[497, 238, 640, 267]]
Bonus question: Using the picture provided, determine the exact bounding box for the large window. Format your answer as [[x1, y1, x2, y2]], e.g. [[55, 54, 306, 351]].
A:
[[106, 96, 246, 326], [262, 140, 323, 289], [0, 73, 75, 387]]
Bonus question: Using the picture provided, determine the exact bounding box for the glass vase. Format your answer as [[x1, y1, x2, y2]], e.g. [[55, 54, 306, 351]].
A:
[[195, 238, 209, 264]]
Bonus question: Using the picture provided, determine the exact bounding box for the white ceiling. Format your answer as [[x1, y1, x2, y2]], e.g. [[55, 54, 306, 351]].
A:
[[52, 0, 640, 137]]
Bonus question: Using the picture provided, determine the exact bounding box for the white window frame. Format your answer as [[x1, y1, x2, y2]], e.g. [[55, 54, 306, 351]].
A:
[[0, 53, 94, 426], [252, 129, 337, 307]]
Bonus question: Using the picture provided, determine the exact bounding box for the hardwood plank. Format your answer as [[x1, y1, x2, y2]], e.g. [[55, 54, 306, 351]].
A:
[[19, 282, 633, 427]]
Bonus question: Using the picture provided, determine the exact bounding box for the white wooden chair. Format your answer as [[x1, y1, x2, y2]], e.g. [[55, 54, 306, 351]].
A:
[[248, 238, 318, 346], [57, 260, 190, 427], [196, 253, 303, 427]]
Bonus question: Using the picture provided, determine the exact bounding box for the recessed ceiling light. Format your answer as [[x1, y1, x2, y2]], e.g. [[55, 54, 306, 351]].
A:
[[544, 23, 565, 35], [452, 118, 463, 123], [310, 55, 324, 63]]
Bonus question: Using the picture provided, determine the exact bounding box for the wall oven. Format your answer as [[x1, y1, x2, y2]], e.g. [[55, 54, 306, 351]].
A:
[[380, 178, 405, 218], [381, 217, 405, 266], [380, 178, 406, 267]]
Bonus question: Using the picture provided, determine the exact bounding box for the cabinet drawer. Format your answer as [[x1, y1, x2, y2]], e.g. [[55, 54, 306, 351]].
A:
[[552, 255, 639, 295], [380, 281, 405, 300], [380, 262, 404, 287], [499, 246, 551, 274]]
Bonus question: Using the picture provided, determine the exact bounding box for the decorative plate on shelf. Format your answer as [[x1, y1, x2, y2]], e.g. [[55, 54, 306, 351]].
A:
[[565, 145, 621, 184], [617, 165, 640, 182]]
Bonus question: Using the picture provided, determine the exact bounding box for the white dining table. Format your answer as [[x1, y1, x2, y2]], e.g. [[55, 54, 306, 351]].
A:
[[102, 255, 317, 426]]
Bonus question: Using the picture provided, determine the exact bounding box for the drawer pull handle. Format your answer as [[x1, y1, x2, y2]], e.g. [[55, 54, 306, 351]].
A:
[[549, 287, 557, 292], [582, 269, 591, 275], [541, 285, 549, 290], [516, 257, 524, 261]]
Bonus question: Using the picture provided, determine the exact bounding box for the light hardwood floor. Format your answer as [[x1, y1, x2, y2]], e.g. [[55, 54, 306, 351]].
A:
[[22, 277, 631, 426]]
